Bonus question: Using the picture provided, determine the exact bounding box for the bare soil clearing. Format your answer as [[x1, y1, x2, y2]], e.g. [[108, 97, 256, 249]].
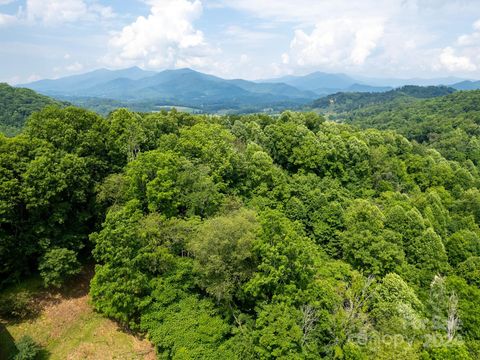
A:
[[1, 268, 155, 360]]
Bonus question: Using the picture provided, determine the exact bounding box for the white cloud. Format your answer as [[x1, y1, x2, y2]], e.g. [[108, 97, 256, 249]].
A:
[[224, 25, 277, 47], [104, 0, 216, 70], [0, 0, 15, 4], [221, 0, 480, 78], [457, 18, 480, 46], [224, 0, 479, 25], [288, 18, 384, 68], [65, 61, 84, 72], [351, 22, 385, 65], [0, 12, 16, 26], [439, 47, 476, 72], [26, 0, 88, 24], [239, 54, 249, 64], [53, 61, 84, 75], [223, 0, 401, 25], [1, 0, 116, 26], [26, 74, 41, 82], [435, 19, 480, 73], [6, 75, 21, 85], [223, 0, 409, 76], [89, 3, 115, 19]]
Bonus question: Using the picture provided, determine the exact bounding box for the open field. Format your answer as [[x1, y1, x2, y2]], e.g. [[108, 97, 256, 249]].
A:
[[0, 269, 155, 360]]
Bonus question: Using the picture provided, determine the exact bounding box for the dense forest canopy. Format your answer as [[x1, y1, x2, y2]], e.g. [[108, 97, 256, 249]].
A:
[[0, 83, 65, 136], [335, 90, 480, 165], [312, 85, 456, 114], [1, 96, 480, 359]]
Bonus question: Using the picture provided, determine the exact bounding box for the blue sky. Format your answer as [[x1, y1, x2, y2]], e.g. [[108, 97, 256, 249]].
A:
[[1, 0, 480, 83]]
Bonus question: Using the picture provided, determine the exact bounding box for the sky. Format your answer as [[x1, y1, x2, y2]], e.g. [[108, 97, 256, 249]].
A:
[[1, 0, 480, 83]]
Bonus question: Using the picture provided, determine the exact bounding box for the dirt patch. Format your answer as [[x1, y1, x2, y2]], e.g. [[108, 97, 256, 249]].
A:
[[4, 267, 156, 360], [40, 293, 91, 339]]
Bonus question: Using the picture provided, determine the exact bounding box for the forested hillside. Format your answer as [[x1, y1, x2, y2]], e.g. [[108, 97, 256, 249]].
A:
[[0, 83, 65, 136], [1, 106, 479, 359], [339, 90, 480, 165], [312, 85, 456, 114]]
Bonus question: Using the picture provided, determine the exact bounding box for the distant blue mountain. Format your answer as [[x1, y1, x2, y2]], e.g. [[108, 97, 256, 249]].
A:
[[353, 75, 469, 87], [22, 67, 156, 95], [346, 83, 393, 93], [21, 68, 317, 110], [20, 67, 478, 113], [451, 80, 480, 91], [262, 72, 357, 93], [261, 72, 393, 94]]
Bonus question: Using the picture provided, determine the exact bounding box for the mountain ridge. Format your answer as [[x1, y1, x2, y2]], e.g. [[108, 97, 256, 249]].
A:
[[20, 68, 318, 112], [18, 67, 480, 113]]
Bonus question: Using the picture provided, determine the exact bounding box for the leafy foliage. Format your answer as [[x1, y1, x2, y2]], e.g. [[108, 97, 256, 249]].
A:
[[13, 336, 41, 360], [2, 95, 480, 358], [0, 291, 34, 320], [0, 83, 65, 136], [339, 90, 480, 164], [313, 85, 455, 113], [38, 248, 81, 288]]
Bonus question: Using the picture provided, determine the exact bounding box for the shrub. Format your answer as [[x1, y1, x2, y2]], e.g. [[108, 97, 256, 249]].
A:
[[13, 336, 40, 360], [0, 291, 34, 320], [38, 248, 81, 288]]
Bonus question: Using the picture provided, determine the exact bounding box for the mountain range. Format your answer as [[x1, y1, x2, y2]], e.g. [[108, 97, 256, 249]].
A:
[[19, 67, 480, 114], [21, 68, 316, 112], [261, 72, 392, 94]]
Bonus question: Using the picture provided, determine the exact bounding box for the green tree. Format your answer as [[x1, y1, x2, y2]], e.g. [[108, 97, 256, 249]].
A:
[[189, 209, 259, 303], [406, 228, 449, 285], [456, 257, 480, 287], [252, 302, 304, 360], [371, 273, 424, 338], [90, 201, 152, 325], [125, 150, 222, 217], [107, 109, 146, 163], [177, 122, 237, 184], [141, 295, 232, 360], [39, 248, 81, 288], [341, 200, 404, 275], [446, 230, 480, 266], [244, 210, 316, 301]]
